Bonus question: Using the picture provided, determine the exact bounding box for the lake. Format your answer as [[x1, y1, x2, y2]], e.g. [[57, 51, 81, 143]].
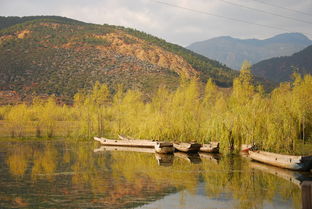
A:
[[0, 139, 311, 209]]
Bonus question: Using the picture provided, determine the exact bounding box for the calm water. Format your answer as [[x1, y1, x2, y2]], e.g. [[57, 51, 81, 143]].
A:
[[0, 139, 311, 209]]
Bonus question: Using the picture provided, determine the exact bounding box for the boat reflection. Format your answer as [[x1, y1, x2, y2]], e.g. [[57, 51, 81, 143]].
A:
[[155, 153, 174, 167], [199, 152, 220, 164], [249, 161, 312, 187], [174, 152, 202, 164]]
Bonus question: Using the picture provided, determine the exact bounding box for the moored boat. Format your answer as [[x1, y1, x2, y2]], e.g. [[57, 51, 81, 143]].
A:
[[94, 136, 156, 148], [248, 150, 312, 171], [94, 145, 155, 153], [200, 142, 219, 153], [173, 142, 201, 153], [154, 142, 175, 154]]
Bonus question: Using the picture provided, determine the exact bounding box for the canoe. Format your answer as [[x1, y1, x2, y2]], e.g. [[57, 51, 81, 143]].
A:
[[118, 135, 174, 154], [94, 146, 155, 153], [248, 150, 312, 171], [200, 142, 219, 153], [94, 136, 157, 148], [173, 142, 201, 153], [154, 142, 175, 154], [249, 161, 312, 187]]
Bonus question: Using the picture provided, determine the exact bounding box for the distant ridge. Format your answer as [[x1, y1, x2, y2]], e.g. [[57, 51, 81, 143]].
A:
[[187, 33, 312, 70], [252, 45, 312, 83]]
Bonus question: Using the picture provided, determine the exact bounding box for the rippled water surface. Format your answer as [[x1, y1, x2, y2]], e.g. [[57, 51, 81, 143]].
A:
[[0, 139, 311, 209]]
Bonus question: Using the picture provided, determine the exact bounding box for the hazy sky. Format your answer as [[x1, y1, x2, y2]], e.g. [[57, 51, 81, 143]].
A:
[[1, 0, 312, 46]]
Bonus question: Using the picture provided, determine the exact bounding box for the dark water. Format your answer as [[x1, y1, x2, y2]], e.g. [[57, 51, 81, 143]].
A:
[[0, 140, 311, 209]]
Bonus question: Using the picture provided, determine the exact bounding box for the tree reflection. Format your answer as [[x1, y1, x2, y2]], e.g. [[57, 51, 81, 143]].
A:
[[31, 143, 57, 182], [6, 143, 31, 178], [3, 141, 304, 209]]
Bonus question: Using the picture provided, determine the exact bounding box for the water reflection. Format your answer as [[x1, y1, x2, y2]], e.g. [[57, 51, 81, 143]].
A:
[[0, 140, 310, 208], [155, 153, 174, 167], [174, 152, 202, 164]]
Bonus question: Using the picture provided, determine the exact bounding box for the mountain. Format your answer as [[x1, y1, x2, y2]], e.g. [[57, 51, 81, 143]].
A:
[[187, 33, 312, 70], [252, 45, 312, 83], [0, 16, 85, 30], [0, 16, 238, 104]]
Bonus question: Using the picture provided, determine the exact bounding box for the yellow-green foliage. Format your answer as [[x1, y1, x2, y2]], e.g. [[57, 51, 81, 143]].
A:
[[5, 104, 30, 137], [0, 105, 11, 120], [1, 63, 312, 154]]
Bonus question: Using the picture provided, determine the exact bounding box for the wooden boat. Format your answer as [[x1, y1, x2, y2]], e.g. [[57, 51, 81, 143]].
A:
[[249, 150, 312, 171], [95, 136, 174, 154], [154, 142, 175, 154], [200, 142, 219, 153], [174, 152, 202, 164], [94, 146, 155, 153], [94, 136, 156, 148], [249, 161, 312, 187], [173, 142, 201, 153], [118, 135, 174, 154]]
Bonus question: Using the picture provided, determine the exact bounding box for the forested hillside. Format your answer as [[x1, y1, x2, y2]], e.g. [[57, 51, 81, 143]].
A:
[[0, 16, 238, 104], [252, 45, 312, 83]]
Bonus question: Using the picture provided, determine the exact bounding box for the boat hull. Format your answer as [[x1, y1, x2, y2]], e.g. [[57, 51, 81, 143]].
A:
[[94, 146, 155, 153], [154, 144, 175, 154], [249, 150, 312, 171], [94, 137, 156, 148], [173, 142, 201, 153], [200, 142, 219, 153]]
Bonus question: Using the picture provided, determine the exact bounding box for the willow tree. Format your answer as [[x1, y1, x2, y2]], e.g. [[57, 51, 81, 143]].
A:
[[203, 78, 218, 108], [5, 104, 30, 137], [226, 61, 255, 152], [39, 96, 58, 137], [267, 82, 297, 152], [168, 78, 203, 141], [113, 89, 144, 137], [90, 81, 111, 137], [0, 105, 10, 120], [291, 73, 312, 144], [30, 97, 45, 137], [73, 82, 111, 138], [111, 84, 125, 136], [145, 86, 172, 140]]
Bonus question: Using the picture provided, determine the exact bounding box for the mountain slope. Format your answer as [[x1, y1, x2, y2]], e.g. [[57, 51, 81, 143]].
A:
[[252, 45, 312, 83], [0, 16, 86, 30], [0, 16, 237, 104], [187, 33, 312, 70]]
